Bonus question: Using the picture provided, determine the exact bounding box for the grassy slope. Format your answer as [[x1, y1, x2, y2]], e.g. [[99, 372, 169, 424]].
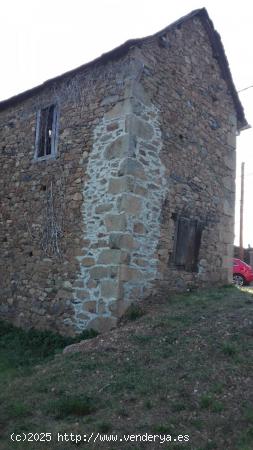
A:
[[0, 286, 253, 450]]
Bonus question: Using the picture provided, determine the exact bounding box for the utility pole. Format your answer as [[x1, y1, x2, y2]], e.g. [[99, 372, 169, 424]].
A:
[[239, 162, 245, 260]]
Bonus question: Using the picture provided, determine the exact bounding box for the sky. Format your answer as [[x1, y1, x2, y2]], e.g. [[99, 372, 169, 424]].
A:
[[1, 0, 253, 247]]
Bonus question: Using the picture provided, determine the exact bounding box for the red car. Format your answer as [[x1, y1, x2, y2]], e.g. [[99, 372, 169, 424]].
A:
[[233, 258, 253, 286]]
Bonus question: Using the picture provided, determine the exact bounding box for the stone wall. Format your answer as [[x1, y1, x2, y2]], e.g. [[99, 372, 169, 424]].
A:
[[0, 54, 139, 334], [137, 17, 237, 292], [72, 71, 169, 332], [0, 15, 238, 334]]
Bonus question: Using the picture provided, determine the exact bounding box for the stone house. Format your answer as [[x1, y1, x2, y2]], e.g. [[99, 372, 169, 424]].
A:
[[0, 8, 248, 335]]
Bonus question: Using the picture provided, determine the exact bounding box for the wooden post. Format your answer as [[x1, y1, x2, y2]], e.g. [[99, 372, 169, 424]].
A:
[[249, 248, 253, 269], [239, 162, 245, 260]]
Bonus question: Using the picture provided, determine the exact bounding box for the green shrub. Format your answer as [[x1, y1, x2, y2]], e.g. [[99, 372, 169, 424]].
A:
[[3, 401, 31, 420], [49, 394, 96, 419], [123, 303, 144, 321], [77, 328, 98, 341], [200, 394, 213, 409], [199, 394, 224, 413], [97, 421, 113, 433], [0, 319, 98, 368], [221, 342, 238, 357]]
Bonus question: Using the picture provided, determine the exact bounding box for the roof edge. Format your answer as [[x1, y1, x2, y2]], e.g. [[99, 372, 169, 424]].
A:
[[196, 9, 248, 131], [0, 8, 248, 130]]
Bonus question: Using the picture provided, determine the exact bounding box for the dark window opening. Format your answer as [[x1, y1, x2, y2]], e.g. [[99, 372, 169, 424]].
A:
[[173, 216, 202, 272], [35, 104, 58, 159]]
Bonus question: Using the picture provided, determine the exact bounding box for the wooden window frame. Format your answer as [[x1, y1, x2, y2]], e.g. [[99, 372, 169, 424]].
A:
[[34, 104, 59, 161], [173, 216, 203, 272]]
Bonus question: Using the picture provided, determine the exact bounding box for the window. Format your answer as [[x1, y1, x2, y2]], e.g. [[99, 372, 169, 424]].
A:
[[173, 216, 203, 272], [35, 104, 58, 159]]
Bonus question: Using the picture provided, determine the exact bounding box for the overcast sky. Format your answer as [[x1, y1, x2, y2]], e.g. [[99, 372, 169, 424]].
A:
[[1, 0, 253, 247]]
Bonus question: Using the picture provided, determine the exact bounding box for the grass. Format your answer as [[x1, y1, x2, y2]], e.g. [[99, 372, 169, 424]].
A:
[[0, 286, 253, 449], [48, 394, 97, 419], [0, 322, 98, 371]]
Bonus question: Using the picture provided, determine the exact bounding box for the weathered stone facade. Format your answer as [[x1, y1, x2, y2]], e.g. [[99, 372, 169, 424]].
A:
[[0, 9, 248, 334]]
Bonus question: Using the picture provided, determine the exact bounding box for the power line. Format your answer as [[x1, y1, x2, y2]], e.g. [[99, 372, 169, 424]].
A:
[[237, 172, 253, 178], [237, 85, 253, 93]]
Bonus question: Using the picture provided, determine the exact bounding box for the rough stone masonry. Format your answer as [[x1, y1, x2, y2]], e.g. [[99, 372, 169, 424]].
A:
[[0, 8, 248, 335]]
